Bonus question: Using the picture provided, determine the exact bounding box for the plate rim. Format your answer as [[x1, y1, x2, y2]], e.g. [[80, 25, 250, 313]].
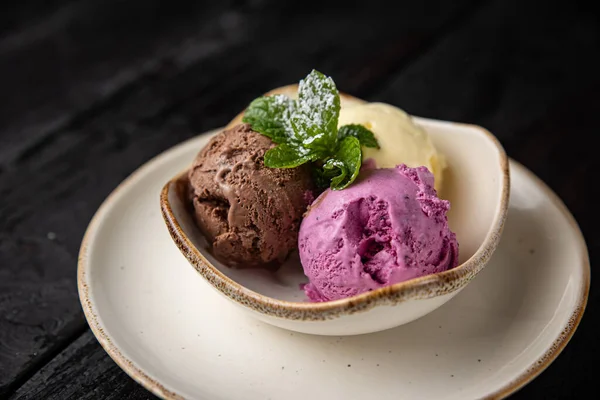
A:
[[77, 133, 590, 400]]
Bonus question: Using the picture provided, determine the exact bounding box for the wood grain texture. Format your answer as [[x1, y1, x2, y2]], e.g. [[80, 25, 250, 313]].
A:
[[1, 0, 597, 398], [0, 0, 477, 395], [0, 0, 480, 167], [0, 0, 76, 37], [10, 331, 157, 400], [0, 0, 252, 165]]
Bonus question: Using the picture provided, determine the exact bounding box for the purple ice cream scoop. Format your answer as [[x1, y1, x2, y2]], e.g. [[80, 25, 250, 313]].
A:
[[298, 164, 458, 302]]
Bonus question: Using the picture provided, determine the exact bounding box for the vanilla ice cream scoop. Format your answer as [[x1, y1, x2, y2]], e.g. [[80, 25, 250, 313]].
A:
[[338, 102, 445, 192]]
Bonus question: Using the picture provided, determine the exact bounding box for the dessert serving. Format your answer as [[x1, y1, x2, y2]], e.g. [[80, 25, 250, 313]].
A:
[[185, 70, 458, 302], [160, 68, 509, 334]]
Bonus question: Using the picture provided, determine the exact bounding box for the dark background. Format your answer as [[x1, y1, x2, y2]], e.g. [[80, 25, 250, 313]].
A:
[[0, 0, 597, 398]]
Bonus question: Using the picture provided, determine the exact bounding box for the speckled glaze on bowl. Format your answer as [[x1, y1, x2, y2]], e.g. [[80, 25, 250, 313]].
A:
[[160, 118, 510, 335]]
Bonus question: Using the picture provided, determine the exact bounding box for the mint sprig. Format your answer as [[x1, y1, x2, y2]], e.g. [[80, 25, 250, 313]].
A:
[[242, 70, 379, 190]]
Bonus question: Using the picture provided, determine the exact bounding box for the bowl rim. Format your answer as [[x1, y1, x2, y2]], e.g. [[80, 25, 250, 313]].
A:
[[159, 119, 511, 321]]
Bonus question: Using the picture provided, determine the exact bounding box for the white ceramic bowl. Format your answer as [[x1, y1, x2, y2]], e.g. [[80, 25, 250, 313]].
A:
[[160, 118, 510, 336]]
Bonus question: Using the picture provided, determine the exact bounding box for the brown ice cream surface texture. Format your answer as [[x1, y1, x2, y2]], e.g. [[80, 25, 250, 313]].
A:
[[188, 124, 314, 269]]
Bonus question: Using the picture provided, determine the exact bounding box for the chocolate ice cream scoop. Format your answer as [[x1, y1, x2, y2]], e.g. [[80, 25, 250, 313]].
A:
[[188, 124, 314, 269]]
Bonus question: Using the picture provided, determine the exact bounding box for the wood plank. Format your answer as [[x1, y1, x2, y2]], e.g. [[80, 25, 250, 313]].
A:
[[6, 0, 598, 398], [10, 331, 157, 400], [0, 0, 76, 37], [0, 0, 477, 394], [374, 0, 600, 141], [0, 0, 249, 165], [0, 0, 480, 167]]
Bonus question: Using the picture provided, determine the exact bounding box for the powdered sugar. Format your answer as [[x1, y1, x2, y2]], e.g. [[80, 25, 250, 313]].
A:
[[294, 71, 340, 140], [272, 94, 289, 106]]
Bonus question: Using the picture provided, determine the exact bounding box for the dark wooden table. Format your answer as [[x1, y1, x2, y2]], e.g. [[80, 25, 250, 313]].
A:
[[0, 0, 597, 398]]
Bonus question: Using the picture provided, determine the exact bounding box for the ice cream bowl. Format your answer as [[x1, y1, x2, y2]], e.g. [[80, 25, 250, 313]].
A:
[[160, 118, 509, 336]]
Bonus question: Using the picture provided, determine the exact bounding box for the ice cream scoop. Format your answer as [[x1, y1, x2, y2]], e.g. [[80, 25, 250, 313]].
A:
[[338, 103, 445, 192], [188, 124, 314, 268], [299, 164, 458, 302]]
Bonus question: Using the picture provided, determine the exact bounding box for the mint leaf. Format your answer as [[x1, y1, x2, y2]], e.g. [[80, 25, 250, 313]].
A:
[[242, 70, 377, 190], [242, 95, 295, 144], [264, 143, 315, 168], [312, 166, 338, 190], [290, 70, 340, 154], [322, 159, 348, 189], [324, 136, 362, 190], [338, 124, 380, 149]]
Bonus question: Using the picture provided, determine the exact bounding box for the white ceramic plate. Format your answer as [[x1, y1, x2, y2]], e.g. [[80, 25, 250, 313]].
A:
[[79, 133, 589, 400]]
